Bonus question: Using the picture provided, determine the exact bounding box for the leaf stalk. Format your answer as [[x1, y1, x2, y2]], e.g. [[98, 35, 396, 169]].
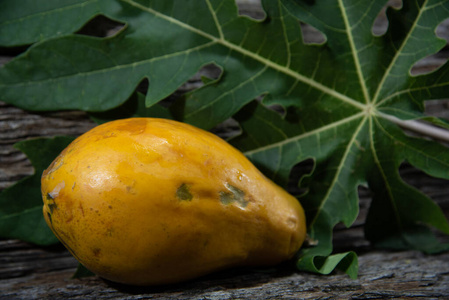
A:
[[378, 112, 449, 143]]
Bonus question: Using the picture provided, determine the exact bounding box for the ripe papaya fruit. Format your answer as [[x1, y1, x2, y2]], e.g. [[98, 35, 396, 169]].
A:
[[41, 118, 306, 286]]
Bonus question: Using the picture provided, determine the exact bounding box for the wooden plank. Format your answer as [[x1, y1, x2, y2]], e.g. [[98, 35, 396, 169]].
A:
[[1, 2, 449, 298], [1, 238, 449, 298]]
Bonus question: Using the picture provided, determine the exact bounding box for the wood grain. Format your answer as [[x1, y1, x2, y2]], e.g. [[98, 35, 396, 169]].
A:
[[1, 2, 449, 298]]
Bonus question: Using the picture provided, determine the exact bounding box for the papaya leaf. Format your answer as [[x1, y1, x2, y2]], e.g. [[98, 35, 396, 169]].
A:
[[1, 0, 449, 278], [0, 137, 75, 245], [298, 251, 358, 279], [72, 263, 95, 279], [0, 0, 118, 47], [88, 91, 173, 124]]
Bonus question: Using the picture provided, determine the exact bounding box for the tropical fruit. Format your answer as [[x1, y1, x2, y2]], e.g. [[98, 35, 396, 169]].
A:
[[41, 118, 306, 286]]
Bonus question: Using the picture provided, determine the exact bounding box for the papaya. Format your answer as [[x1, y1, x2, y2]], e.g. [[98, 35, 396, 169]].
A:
[[41, 118, 306, 286]]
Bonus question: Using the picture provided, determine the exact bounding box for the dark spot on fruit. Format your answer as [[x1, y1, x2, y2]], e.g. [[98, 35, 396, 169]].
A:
[[47, 212, 53, 223], [92, 248, 101, 257], [46, 193, 58, 213], [176, 183, 193, 201], [219, 183, 248, 207], [219, 191, 234, 205], [48, 203, 57, 214], [79, 203, 85, 217]]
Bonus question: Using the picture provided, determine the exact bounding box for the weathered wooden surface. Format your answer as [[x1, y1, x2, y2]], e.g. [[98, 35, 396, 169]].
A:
[[2, 1, 449, 299], [1, 238, 449, 299]]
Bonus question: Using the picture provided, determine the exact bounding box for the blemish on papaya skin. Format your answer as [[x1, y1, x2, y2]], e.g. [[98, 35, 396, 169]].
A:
[[92, 248, 101, 257], [219, 191, 234, 205], [46, 193, 58, 213], [176, 183, 193, 201], [219, 183, 248, 208], [46, 211, 53, 223], [124, 180, 137, 194], [48, 181, 65, 199], [44, 157, 64, 175], [44, 181, 65, 213], [79, 203, 85, 217], [47, 203, 57, 213], [66, 214, 73, 223], [126, 185, 136, 194]]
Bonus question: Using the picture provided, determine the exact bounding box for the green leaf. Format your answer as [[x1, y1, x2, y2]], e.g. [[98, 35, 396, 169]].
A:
[[72, 263, 95, 279], [0, 0, 117, 46], [1, 0, 449, 278], [0, 137, 75, 245], [297, 251, 358, 279], [88, 91, 173, 124], [364, 117, 449, 253], [0, 0, 226, 113]]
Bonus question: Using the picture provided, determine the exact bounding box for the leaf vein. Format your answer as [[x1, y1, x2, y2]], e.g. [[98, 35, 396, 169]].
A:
[[0, 41, 216, 88], [372, 0, 430, 104], [337, 0, 371, 104], [0, 0, 95, 26], [123, 0, 365, 111], [184, 65, 269, 119], [205, 0, 224, 40], [308, 115, 368, 228], [244, 112, 365, 157]]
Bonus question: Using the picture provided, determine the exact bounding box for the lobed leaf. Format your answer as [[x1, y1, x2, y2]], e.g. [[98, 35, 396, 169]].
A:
[[0, 137, 74, 245], [88, 91, 173, 124], [0, 0, 115, 46]]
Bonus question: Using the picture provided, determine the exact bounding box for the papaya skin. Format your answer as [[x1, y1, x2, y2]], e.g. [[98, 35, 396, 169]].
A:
[[41, 118, 306, 286]]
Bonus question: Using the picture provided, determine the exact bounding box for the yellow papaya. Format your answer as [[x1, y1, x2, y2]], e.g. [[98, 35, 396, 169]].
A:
[[41, 118, 306, 286]]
